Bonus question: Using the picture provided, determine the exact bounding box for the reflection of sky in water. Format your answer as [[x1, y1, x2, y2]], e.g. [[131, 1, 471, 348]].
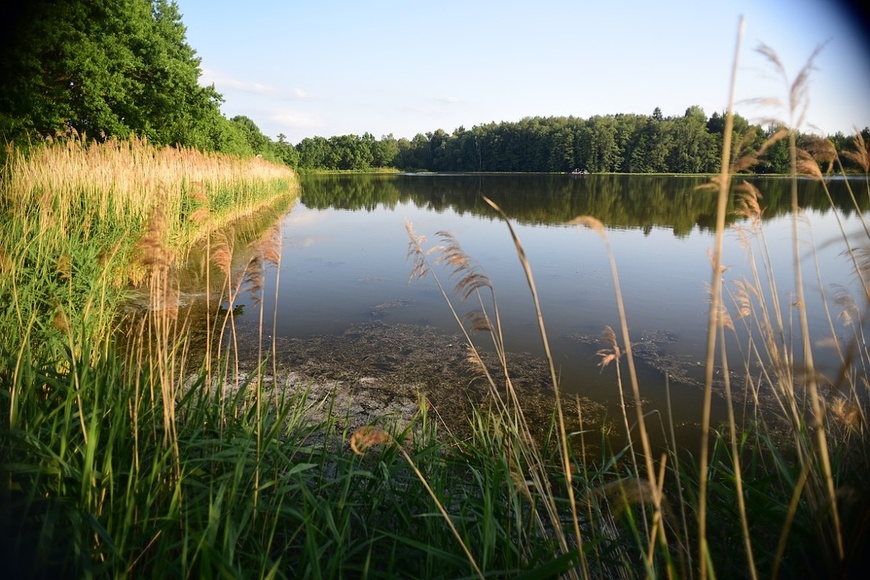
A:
[[237, 180, 869, 420]]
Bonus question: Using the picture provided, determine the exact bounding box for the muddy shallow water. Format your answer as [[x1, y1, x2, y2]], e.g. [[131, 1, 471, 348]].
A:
[[216, 314, 772, 452], [227, 320, 608, 441]]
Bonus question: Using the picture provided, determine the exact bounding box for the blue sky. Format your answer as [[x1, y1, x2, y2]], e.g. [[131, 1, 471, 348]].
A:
[[176, 0, 870, 143]]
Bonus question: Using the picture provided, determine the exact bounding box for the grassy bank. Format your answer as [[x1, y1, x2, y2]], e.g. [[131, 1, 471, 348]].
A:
[[0, 133, 305, 576], [0, 132, 298, 357]]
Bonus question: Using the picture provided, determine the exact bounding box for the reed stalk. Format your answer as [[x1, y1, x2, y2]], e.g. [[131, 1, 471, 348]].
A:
[[697, 16, 744, 579]]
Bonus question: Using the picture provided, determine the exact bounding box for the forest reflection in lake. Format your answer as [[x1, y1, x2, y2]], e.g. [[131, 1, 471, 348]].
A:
[[235, 173, 869, 427]]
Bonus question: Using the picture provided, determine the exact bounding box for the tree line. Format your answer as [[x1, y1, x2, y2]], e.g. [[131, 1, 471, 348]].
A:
[[2, 2, 867, 174], [289, 108, 869, 174]]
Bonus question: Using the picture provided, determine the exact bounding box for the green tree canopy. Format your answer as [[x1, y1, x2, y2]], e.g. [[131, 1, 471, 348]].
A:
[[0, 0, 226, 149]]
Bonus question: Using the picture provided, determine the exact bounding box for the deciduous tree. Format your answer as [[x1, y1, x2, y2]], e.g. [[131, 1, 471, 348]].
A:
[[0, 0, 225, 149]]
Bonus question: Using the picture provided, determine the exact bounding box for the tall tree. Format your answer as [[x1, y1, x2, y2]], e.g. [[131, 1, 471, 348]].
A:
[[667, 106, 715, 173], [231, 115, 269, 155], [297, 136, 331, 169], [587, 116, 621, 172], [272, 133, 300, 167], [373, 133, 399, 168], [140, 0, 225, 148], [0, 0, 225, 148]]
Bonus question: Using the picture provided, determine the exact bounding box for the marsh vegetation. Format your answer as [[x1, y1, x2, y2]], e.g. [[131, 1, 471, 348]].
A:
[[2, 43, 870, 580]]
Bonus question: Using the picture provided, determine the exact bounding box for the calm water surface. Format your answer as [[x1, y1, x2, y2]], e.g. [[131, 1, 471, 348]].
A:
[[233, 174, 868, 423]]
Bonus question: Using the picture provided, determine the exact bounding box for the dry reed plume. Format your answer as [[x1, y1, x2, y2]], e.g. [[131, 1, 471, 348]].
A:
[[5, 131, 298, 271]]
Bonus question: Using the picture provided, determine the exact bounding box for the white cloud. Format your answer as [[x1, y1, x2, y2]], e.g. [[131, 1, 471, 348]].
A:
[[436, 96, 462, 104], [268, 110, 321, 129], [287, 88, 314, 101], [200, 68, 313, 101]]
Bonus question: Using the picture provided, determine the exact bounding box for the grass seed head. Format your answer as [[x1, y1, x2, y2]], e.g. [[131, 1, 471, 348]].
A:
[[350, 426, 395, 456], [568, 215, 607, 240], [829, 397, 864, 430], [57, 254, 72, 280], [734, 181, 763, 220], [797, 149, 823, 178], [51, 308, 70, 334], [211, 233, 233, 278], [843, 131, 870, 173]]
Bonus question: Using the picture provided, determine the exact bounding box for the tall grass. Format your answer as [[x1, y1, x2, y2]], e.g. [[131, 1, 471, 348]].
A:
[[3, 35, 870, 579], [0, 133, 305, 576], [1, 131, 298, 349], [4, 131, 296, 247], [397, 31, 870, 579]]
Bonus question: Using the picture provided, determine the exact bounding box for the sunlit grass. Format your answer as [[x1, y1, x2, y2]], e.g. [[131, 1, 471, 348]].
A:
[[5, 130, 295, 245], [0, 132, 306, 576]]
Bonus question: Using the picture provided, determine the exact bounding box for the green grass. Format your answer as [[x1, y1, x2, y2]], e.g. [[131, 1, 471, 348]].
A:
[[2, 37, 870, 578]]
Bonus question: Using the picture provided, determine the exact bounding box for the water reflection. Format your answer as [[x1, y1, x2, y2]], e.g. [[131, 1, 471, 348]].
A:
[[221, 174, 869, 440], [300, 173, 869, 236]]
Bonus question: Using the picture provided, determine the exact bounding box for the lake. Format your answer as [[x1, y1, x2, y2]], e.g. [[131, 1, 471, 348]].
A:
[[225, 173, 868, 434]]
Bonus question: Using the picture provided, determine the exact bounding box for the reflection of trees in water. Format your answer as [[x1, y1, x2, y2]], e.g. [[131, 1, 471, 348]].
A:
[[180, 196, 296, 295], [300, 174, 868, 237]]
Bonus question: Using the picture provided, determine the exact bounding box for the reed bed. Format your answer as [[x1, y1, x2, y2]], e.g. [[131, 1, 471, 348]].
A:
[[396, 161, 870, 576], [2, 37, 870, 579], [388, 33, 870, 579], [4, 130, 297, 255]]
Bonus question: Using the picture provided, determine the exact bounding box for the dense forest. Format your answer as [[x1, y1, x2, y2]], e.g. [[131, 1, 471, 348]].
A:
[[290, 111, 868, 174], [2, 1, 867, 174], [0, 0, 266, 156]]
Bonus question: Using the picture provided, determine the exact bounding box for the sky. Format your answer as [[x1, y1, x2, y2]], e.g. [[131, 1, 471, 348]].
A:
[[175, 0, 870, 144]]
